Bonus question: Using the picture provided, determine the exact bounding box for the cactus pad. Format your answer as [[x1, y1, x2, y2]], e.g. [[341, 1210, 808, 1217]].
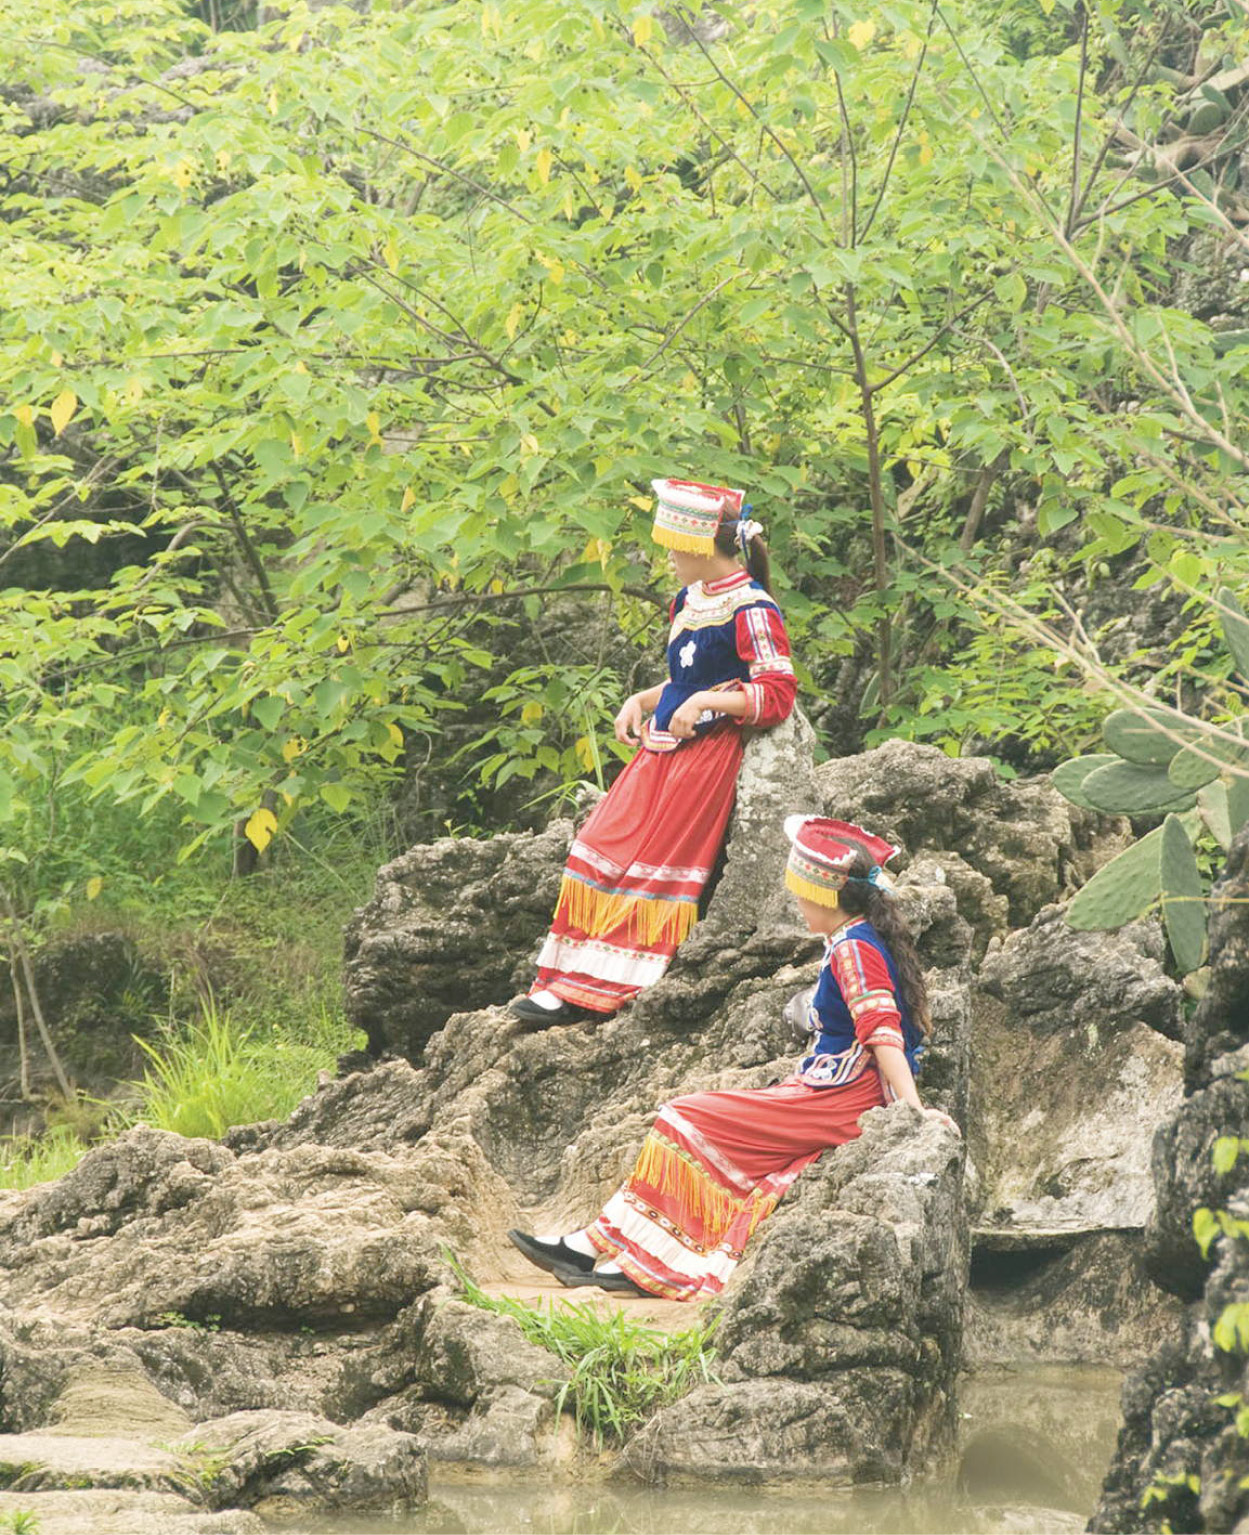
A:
[[1101, 706, 1195, 765], [1082, 760, 1197, 815], [1160, 813, 1207, 974], [1050, 754, 1119, 810], [1218, 586, 1249, 683], [1066, 825, 1164, 931]]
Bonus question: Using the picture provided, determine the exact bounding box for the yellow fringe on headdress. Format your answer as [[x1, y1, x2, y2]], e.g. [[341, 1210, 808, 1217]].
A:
[[635, 1131, 778, 1242], [785, 868, 843, 909], [554, 874, 700, 947], [651, 522, 717, 555]]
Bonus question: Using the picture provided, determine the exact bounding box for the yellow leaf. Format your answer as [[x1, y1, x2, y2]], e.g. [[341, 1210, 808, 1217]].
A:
[[282, 735, 305, 762], [50, 390, 78, 436], [520, 432, 540, 455], [632, 12, 654, 44], [287, 28, 304, 50], [366, 410, 383, 446], [847, 19, 876, 47], [563, 189, 576, 220], [337, 634, 350, 653], [244, 807, 278, 854], [268, 88, 279, 115], [516, 128, 532, 154], [387, 722, 404, 749], [628, 495, 651, 511], [505, 303, 524, 340], [290, 430, 304, 457], [624, 166, 644, 191], [294, 360, 308, 374], [13, 405, 33, 429], [125, 376, 145, 404], [382, 236, 399, 274], [50, 352, 63, 368], [490, 577, 505, 593], [498, 472, 519, 501], [173, 159, 194, 190], [574, 734, 596, 771], [538, 255, 564, 285], [85, 876, 103, 901], [401, 486, 416, 512], [521, 700, 545, 726], [216, 148, 232, 171], [536, 147, 554, 184]]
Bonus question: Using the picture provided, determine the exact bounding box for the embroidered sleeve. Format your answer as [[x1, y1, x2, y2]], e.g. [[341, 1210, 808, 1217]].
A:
[[830, 937, 905, 1052], [733, 602, 796, 727]]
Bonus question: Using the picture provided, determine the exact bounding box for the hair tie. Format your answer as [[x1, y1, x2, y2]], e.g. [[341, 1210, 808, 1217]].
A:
[[736, 511, 763, 554]]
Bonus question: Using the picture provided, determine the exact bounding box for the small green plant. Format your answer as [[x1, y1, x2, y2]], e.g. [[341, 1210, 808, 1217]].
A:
[[452, 1260, 717, 1447], [1052, 587, 1249, 975], [152, 1311, 221, 1333], [0, 1510, 41, 1534]]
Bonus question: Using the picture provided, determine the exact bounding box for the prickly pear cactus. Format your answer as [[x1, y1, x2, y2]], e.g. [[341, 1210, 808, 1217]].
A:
[[1052, 586, 1249, 977]]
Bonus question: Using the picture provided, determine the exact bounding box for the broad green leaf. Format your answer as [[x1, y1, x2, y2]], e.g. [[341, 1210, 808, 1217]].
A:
[[1160, 813, 1206, 974], [1067, 826, 1164, 931], [1050, 754, 1118, 810], [1083, 762, 1196, 815]]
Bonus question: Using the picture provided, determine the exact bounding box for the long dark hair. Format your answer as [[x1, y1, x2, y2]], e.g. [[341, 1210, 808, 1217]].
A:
[[836, 853, 931, 1035], [713, 519, 772, 592]]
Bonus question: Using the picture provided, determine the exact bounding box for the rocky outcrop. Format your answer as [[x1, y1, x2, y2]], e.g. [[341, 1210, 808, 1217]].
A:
[[1091, 827, 1249, 1533], [0, 738, 1197, 1512], [815, 740, 1127, 936]]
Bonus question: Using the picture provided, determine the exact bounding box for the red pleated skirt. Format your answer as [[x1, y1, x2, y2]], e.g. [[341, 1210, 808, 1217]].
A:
[[589, 1071, 888, 1301], [531, 725, 743, 1014]]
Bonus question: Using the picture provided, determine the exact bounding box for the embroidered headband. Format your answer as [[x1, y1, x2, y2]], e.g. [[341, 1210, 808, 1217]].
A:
[[782, 815, 899, 909], [651, 477, 746, 555]]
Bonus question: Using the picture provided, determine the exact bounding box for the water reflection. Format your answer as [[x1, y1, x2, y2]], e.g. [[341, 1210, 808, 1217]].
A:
[[279, 1367, 1121, 1535]]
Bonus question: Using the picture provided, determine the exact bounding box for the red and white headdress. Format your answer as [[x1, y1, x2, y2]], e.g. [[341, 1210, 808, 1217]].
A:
[[651, 477, 745, 555], [783, 815, 898, 908]]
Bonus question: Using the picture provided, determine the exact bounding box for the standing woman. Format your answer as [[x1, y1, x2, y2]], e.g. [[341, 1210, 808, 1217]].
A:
[[510, 478, 796, 1027], [509, 818, 956, 1300]]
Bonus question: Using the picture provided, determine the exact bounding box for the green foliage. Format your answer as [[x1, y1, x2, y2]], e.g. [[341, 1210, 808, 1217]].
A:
[[0, 1124, 87, 1190], [453, 1261, 717, 1446], [0, 0, 1246, 911], [117, 997, 353, 1141], [1054, 587, 1249, 970], [0, 1512, 41, 1535]]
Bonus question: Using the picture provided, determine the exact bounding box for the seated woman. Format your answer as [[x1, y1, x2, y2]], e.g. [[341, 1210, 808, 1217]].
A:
[[508, 816, 957, 1300], [510, 476, 795, 1027]]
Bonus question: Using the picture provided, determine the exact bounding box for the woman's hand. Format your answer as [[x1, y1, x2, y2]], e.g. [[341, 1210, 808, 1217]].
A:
[[614, 694, 647, 745], [923, 1105, 961, 1136], [668, 694, 707, 739]]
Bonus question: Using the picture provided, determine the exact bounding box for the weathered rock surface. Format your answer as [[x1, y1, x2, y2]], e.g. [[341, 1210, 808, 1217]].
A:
[[815, 739, 1126, 935], [0, 738, 1197, 1504], [0, 1490, 263, 1535], [972, 911, 1184, 1237], [343, 817, 572, 1060], [1091, 826, 1249, 1533]]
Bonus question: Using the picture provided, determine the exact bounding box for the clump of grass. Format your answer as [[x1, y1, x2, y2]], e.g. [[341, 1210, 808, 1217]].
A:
[[118, 998, 359, 1141], [0, 1511, 41, 1535], [0, 1125, 89, 1191], [454, 1262, 717, 1446]]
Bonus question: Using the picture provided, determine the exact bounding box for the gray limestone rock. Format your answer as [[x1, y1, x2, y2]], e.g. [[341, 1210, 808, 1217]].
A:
[[815, 739, 1122, 931], [0, 1491, 263, 1534], [176, 1408, 427, 1512], [971, 911, 1184, 1238], [343, 819, 573, 1061]]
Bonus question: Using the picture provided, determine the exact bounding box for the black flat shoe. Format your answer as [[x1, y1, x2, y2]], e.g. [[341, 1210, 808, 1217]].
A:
[[509, 996, 589, 1027], [561, 1268, 650, 1296], [507, 1229, 596, 1280]]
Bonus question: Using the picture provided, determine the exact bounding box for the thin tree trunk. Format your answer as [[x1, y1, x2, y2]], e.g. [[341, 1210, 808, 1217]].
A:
[[1, 896, 73, 1099]]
